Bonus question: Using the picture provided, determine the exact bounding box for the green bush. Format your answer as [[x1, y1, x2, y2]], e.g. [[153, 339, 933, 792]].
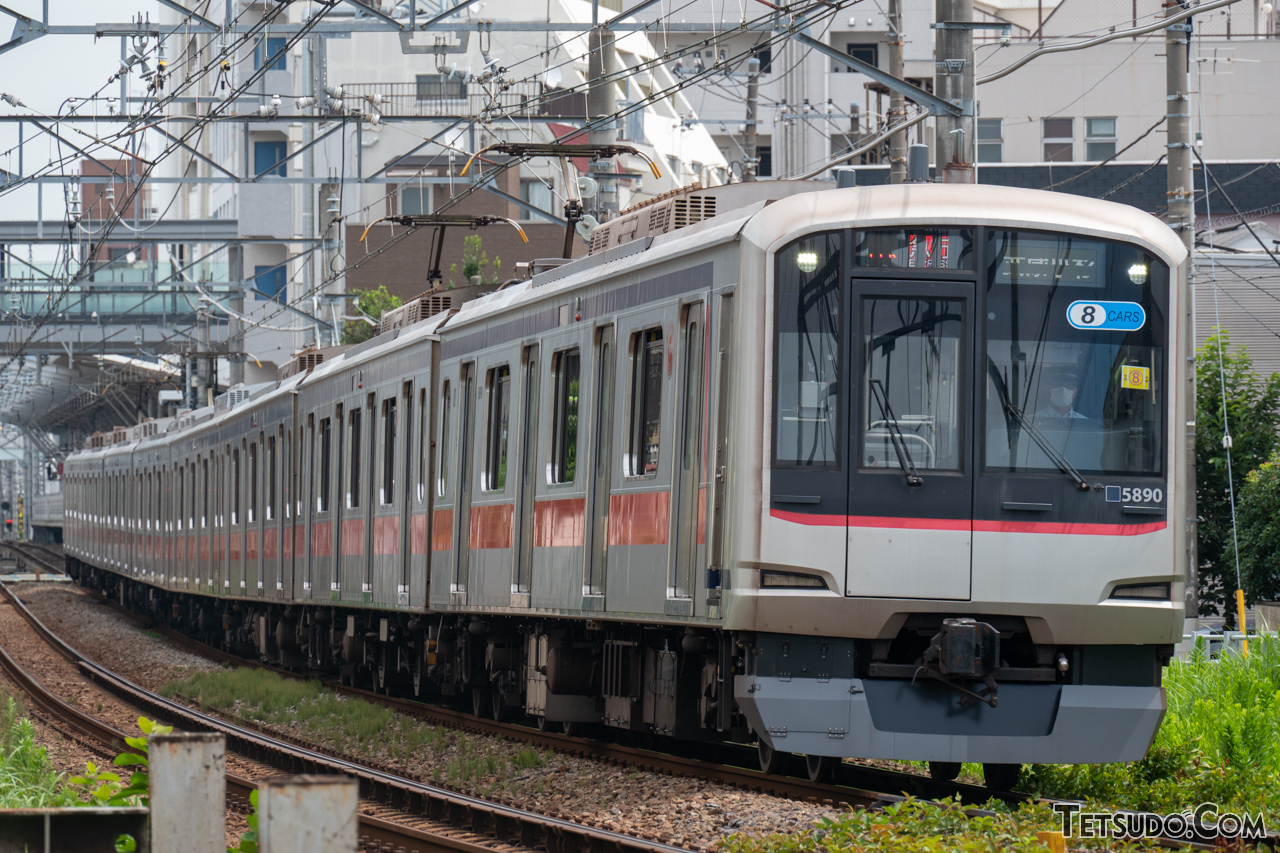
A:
[[1023, 635, 1280, 821], [1234, 455, 1280, 603]]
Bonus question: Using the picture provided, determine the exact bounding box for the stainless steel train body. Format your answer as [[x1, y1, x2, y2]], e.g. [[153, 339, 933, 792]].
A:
[[63, 183, 1189, 772]]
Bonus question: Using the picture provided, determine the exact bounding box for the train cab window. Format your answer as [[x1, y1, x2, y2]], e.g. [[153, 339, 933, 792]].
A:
[[775, 233, 841, 466], [484, 366, 511, 491], [381, 397, 397, 505], [249, 442, 259, 523], [627, 329, 664, 477], [348, 408, 363, 508], [983, 231, 1167, 476], [318, 417, 333, 512], [266, 437, 277, 521], [550, 349, 581, 484], [860, 297, 964, 471], [437, 382, 451, 498]]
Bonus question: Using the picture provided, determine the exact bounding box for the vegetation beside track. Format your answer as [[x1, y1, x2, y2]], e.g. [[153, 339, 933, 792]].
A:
[[1021, 635, 1280, 824], [162, 667, 551, 793], [0, 694, 74, 807]]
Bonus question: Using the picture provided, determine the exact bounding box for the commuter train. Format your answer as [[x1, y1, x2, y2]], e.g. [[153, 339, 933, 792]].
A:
[[63, 181, 1190, 787]]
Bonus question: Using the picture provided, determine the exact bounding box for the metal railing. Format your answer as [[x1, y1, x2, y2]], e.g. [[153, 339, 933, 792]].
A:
[[342, 81, 588, 119]]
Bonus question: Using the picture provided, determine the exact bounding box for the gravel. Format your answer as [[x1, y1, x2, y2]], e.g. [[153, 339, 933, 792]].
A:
[[9, 582, 843, 850]]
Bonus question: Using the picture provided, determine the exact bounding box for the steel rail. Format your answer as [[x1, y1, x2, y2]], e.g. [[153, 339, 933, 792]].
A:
[[0, 578, 700, 853]]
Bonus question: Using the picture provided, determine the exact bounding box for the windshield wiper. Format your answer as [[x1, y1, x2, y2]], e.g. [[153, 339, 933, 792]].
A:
[[987, 363, 1091, 491], [868, 379, 923, 487]]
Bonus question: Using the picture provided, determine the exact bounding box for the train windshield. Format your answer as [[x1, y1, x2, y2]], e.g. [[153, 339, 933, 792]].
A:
[[983, 231, 1168, 477]]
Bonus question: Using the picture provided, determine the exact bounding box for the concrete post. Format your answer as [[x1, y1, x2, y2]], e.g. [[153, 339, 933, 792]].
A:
[[934, 0, 975, 183], [587, 27, 618, 216], [258, 775, 358, 853], [743, 57, 760, 181], [149, 732, 226, 853], [887, 0, 908, 184]]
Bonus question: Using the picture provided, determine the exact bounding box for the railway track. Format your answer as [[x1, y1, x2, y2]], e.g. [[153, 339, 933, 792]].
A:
[[3, 541, 66, 576], [0, 578, 695, 853]]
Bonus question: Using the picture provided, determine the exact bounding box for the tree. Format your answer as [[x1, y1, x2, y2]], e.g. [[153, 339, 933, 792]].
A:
[[1234, 455, 1280, 603], [1195, 329, 1280, 616], [341, 285, 402, 345]]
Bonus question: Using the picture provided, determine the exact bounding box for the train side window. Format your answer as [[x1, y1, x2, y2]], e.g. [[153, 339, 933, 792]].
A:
[[177, 468, 184, 531], [248, 442, 258, 523], [484, 366, 511, 491], [266, 436, 277, 521], [202, 458, 209, 527], [418, 388, 428, 502], [190, 463, 196, 530], [437, 382, 451, 498], [381, 397, 397, 505], [774, 232, 842, 467], [348, 407, 363, 509], [550, 349, 581, 484], [232, 447, 241, 526], [627, 328, 664, 477], [318, 417, 332, 512]]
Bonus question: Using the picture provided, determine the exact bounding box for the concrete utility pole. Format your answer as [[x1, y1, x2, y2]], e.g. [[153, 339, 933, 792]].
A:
[[1164, 0, 1197, 625], [743, 57, 760, 181], [587, 27, 618, 216], [933, 0, 975, 183], [887, 0, 908, 184]]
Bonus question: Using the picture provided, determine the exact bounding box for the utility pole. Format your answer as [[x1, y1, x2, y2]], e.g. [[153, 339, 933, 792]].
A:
[[743, 57, 760, 181], [229, 244, 245, 386], [1165, 1, 1197, 626], [587, 27, 618, 218], [934, 0, 975, 183], [887, 0, 907, 184]]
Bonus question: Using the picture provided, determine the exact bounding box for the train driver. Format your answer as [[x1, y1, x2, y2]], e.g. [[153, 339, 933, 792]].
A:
[[1034, 370, 1086, 420]]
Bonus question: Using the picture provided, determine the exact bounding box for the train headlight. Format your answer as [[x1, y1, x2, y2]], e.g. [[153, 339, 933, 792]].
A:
[[796, 250, 820, 273], [1110, 582, 1170, 601], [761, 570, 827, 590], [1127, 263, 1149, 285]]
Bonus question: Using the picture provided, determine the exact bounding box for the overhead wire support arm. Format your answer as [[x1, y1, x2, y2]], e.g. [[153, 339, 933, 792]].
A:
[[791, 32, 965, 116], [359, 214, 529, 289], [459, 142, 664, 180]]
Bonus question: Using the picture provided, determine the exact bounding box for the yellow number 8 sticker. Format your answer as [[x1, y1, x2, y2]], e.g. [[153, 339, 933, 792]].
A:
[[1121, 365, 1150, 390]]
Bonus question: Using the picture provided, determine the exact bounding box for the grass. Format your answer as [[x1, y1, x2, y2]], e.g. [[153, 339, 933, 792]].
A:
[[0, 694, 75, 808], [162, 667, 549, 788], [1019, 634, 1280, 821]]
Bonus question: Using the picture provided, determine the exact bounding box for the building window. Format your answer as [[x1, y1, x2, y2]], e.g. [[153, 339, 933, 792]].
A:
[[398, 184, 429, 215], [381, 397, 397, 505], [550, 349, 581, 484], [254, 36, 287, 72], [415, 74, 467, 100], [977, 118, 1003, 163], [254, 265, 286, 302], [348, 408, 362, 508], [840, 43, 878, 72], [628, 328, 664, 477], [253, 140, 287, 177], [520, 179, 554, 217], [484, 366, 511, 491], [1086, 117, 1117, 161], [1042, 117, 1074, 162], [757, 145, 772, 177]]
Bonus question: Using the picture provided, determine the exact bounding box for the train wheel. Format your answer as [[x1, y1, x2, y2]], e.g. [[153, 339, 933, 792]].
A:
[[928, 761, 962, 782], [561, 720, 579, 737], [534, 715, 550, 732], [471, 687, 489, 718], [758, 738, 783, 775], [982, 763, 1021, 790], [491, 689, 511, 722], [804, 754, 835, 783]]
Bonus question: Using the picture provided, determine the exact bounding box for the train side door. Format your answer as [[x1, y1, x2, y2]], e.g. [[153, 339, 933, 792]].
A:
[[583, 325, 615, 605], [846, 280, 974, 600]]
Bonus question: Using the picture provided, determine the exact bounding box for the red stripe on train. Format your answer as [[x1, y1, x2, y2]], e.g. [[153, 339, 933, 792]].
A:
[[769, 508, 1164, 536], [534, 497, 585, 547]]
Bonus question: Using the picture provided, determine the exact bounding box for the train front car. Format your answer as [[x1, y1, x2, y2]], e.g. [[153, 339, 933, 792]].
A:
[[728, 184, 1189, 783]]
